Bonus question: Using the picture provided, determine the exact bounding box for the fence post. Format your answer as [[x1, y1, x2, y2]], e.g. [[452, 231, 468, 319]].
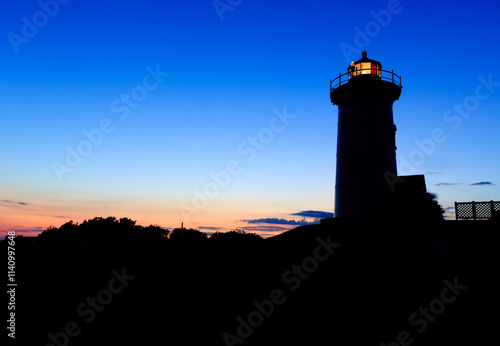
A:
[[472, 201, 476, 220], [491, 200, 495, 220], [454, 201, 458, 220]]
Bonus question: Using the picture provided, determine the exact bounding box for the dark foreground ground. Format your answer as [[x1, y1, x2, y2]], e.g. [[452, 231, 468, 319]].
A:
[[4, 218, 499, 346]]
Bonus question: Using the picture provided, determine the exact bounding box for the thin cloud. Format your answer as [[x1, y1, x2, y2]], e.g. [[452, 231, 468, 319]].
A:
[[1, 199, 28, 206], [435, 181, 495, 186], [291, 210, 333, 219], [239, 225, 291, 233], [198, 226, 223, 231], [15, 229, 43, 233], [244, 218, 316, 226], [8, 226, 45, 235], [238, 225, 292, 238], [470, 181, 495, 186], [15, 226, 44, 230], [34, 214, 71, 219]]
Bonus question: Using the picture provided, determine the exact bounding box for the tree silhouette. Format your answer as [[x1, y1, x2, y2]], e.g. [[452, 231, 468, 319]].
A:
[[424, 192, 445, 223], [38, 220, 79, 240], [38, 217, 169, 241], [386, 176, 445, 225], [119, 217, 137, 232], [134, 224, 170, 239], [169, 228, 208, 241], [210, 229, 262, 242]]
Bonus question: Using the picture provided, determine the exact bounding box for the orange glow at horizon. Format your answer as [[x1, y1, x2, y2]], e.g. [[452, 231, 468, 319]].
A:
[[0, 199, 298, 239]]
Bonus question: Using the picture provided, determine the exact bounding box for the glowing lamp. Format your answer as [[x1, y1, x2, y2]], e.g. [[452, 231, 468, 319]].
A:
[[348, 51, 381, 79]]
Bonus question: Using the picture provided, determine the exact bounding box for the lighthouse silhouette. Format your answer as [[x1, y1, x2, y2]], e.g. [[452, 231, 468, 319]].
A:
[[330, 51, 403, 218]]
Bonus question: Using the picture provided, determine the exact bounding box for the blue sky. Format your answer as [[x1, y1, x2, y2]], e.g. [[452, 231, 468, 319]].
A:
[[1, 0, 499, 237]]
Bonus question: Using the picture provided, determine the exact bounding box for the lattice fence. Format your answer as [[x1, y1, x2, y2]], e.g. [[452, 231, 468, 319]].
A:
[[455, 200, 500, 220]]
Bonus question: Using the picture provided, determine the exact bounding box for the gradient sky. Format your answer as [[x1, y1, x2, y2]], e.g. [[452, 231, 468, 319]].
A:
[[1, 0, 499, 238]]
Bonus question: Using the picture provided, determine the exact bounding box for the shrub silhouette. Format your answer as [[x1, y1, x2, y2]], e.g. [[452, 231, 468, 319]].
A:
[[169, 228, 208, 241], [39, 216, 169, 240], [210, 229, 262, 242], [387, 178, 445, 225]]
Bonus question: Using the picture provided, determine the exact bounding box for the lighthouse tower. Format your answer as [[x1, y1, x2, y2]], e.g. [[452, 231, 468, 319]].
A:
[[330, 51, 402, 218]]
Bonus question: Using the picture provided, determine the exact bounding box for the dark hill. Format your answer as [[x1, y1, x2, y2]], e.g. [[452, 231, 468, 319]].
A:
[[4, 218, 498, 345]]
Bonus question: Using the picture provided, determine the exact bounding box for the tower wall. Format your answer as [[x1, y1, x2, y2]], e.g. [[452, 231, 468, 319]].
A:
[[332, 77, 401, 218]]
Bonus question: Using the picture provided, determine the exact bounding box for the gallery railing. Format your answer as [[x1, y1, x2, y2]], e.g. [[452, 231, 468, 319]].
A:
[[330, 68, 402, 91]]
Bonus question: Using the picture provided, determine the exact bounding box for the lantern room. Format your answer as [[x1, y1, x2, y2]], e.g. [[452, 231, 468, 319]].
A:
[[330, 50, 402, 105], [348, 51, 381, 79]]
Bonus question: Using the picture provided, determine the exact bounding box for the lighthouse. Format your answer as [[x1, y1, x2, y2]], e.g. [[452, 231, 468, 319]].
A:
[[330, 51, 402, 218]]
